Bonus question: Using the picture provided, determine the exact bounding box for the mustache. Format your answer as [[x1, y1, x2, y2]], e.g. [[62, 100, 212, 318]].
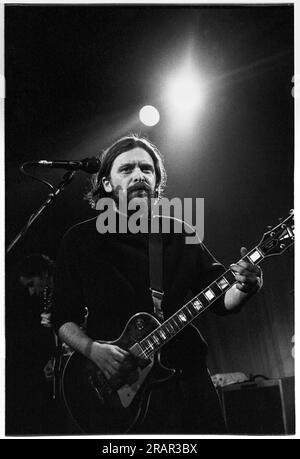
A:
[[127, 182, 151, 193]]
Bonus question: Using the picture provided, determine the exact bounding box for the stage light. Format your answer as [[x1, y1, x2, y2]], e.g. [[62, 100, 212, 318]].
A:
[[166, 71, 203, 114], [139, 105, 160, 127], [164, 60, 206, 128]]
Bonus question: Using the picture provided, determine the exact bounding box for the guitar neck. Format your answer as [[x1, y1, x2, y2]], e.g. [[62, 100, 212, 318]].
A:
[[129, 211, 294, 360], [132, 247, 268, 360]]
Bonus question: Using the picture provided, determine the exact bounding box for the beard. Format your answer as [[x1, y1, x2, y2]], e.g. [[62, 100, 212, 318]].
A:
[[111, 183, 155, 212]]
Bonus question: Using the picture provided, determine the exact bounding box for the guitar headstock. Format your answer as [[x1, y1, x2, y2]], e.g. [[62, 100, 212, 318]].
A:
[[258, 210, 294, 258]]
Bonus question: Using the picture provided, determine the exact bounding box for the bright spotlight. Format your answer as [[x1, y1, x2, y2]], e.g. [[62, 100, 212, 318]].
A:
[[164, 63, 205, 126], [139, 105, 160, 127]]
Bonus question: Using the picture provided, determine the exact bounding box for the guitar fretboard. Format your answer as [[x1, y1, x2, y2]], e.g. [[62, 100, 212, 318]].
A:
[[132, 246, 265, 360]]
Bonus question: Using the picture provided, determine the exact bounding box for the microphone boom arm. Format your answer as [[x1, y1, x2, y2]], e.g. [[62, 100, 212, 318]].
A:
[[7, 170, 76, 254]]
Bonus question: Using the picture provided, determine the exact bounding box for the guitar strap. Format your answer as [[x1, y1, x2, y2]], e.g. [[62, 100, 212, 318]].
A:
[[148, 232, 164, 321]]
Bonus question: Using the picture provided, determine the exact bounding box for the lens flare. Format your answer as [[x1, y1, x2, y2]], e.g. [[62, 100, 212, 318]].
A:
[[139, 105, 160, 127]]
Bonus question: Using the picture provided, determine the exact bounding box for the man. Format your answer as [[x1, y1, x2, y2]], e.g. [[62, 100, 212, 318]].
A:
[[19, 254, 55, 331], [6, 254, 60, 434], [53, 134, 262, 434]]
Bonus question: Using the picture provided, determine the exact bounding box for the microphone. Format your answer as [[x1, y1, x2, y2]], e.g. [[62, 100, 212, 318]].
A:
[[35, 157, 100, 174]]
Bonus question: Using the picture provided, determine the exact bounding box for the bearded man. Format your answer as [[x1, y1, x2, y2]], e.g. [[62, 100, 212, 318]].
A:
[[53, 134, 262, 434]]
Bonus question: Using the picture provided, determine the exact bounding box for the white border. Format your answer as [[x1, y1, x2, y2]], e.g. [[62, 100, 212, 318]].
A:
[[1, 0, 298, 441]]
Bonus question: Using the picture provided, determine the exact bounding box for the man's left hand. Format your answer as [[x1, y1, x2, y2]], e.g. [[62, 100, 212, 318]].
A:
[[230, 247, 263, 294]]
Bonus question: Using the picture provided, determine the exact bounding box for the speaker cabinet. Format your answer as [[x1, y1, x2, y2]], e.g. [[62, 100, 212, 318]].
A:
[[219, 377, 295, 435]]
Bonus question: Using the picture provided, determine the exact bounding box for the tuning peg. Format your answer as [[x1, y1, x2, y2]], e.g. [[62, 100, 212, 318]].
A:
[[267, 225, 273, 230], [278, 217, 283, 222]]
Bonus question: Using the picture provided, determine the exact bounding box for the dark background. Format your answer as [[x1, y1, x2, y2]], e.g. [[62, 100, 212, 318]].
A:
[[6, 5, 294, 382]]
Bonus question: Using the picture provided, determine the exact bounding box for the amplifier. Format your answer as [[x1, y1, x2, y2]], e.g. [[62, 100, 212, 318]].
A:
[[219, 377, 295, 435]]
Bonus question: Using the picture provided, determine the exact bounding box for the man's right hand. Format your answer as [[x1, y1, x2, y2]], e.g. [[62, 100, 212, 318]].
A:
[[89, 341, 137, 381], [58, 323, 139, 385]]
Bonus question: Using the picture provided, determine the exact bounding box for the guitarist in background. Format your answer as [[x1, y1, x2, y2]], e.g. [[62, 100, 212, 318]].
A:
[[6, 254, 61, 435], [53, 134, 262, 434], [18, 254, 57, 385]]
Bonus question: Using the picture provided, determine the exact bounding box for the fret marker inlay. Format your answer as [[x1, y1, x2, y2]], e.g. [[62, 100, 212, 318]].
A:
[[204, 289, 215, 301], [217, 277, 229, 290], [192, 299, 203, 311], [248, 249, 262, 263], [179, 312, 187, 322]]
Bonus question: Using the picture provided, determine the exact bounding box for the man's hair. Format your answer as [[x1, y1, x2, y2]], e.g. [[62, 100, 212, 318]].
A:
[[85, 134, 167, 207], [17, 254, 55, 278]]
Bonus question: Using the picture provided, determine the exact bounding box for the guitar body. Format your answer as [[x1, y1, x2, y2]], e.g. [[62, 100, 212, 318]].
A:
[[62, 312, 175, 434]]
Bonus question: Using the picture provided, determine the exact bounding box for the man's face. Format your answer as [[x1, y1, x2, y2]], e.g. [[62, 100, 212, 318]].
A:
[[19, 274, 49, 298], [102, 147, 157, 208]]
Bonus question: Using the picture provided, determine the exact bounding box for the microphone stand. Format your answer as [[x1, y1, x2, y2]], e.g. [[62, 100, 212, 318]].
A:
[[7, 170, 76, 254]]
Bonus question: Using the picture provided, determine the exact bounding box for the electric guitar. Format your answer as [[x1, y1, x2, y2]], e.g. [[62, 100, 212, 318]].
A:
[[42, 286, 61, 400], [61, 211, 294, 434]]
